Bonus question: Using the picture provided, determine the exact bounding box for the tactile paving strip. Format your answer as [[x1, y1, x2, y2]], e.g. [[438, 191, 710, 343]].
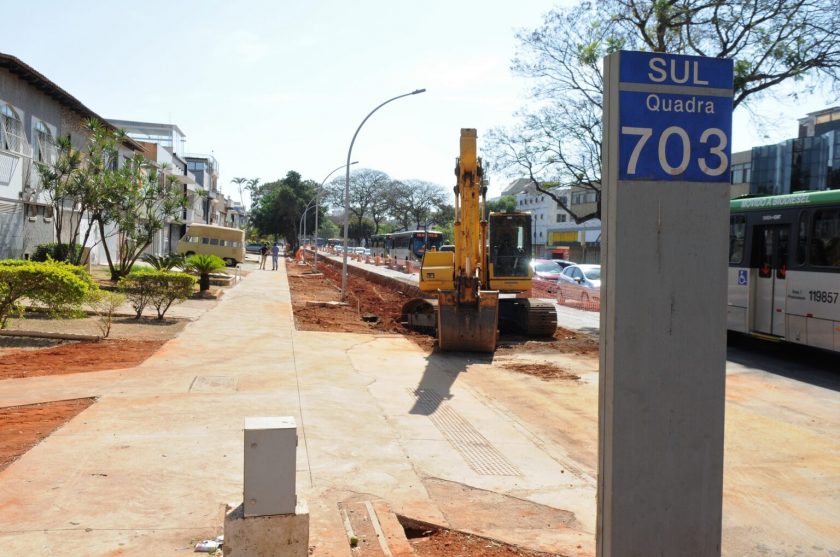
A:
[[411, 388, 521, 476]]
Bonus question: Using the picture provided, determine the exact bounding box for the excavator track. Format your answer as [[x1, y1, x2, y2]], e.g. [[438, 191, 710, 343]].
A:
[[521, 298, 558, 336], [498, 298, 557, 337]]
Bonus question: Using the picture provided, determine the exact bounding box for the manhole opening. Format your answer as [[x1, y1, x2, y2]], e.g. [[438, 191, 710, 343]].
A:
[[397, 516, 439, 540]]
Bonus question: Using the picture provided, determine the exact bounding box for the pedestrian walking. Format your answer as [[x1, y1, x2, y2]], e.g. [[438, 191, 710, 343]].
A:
[[271, 242, 280, 270], [259, 243, 269, 270]]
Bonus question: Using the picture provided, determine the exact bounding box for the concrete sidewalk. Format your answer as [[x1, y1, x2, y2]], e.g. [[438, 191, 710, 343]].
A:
[[0, 262, 596, 556]]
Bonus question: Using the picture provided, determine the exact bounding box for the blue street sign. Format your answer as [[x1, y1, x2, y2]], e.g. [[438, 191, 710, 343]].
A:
[[618, 51, 733, 183]]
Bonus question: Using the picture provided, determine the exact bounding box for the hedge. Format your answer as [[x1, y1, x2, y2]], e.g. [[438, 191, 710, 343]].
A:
[[0, 259, 96, 329]]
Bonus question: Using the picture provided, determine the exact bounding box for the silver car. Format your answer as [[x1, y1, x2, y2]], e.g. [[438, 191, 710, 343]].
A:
[[556, 264, 601, 303]]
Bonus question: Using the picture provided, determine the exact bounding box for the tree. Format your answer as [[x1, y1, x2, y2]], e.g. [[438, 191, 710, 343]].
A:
[[35, 120, 117, 264], [231, 177, 247, 209], [488, 0, 840, 222], [249, 171, 320, 250], [326, 169, 390, 241], [96, 158, 186, 280], [318, 218, 340, 240], [36, 119, 186, 276], [485, 195, 516, 217], [387, 180, 447, 230]]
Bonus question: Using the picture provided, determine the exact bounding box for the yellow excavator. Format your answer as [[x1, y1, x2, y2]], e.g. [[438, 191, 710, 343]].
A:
[[401, 128, 557, 352]]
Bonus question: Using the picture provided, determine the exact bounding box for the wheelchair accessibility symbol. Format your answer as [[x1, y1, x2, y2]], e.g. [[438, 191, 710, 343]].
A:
[[737, 270, 748, 286]]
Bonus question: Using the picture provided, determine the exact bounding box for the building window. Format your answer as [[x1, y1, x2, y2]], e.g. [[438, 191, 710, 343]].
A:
[[0, 102, 24, 153], [33, 119, 57, 164], [556, 213, 567, 223]]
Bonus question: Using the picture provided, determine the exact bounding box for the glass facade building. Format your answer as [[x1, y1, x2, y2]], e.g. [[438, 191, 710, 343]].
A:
[[748, 109, 840, 195]]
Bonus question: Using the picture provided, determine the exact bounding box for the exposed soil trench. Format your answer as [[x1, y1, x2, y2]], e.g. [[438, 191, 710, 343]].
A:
[[287, 258, 599, 357]]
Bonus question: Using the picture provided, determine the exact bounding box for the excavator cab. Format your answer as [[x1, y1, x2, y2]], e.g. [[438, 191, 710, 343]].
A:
[[488, 212, 533, 292]]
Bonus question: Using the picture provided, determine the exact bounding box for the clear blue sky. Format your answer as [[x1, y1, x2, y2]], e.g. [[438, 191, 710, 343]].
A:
[[4, 1, 835, 202]]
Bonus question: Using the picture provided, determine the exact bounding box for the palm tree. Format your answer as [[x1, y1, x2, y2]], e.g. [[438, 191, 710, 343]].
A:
[[246, 178, 260, 209], [231, 177, 247, 209], [185, 254, 226, 292]]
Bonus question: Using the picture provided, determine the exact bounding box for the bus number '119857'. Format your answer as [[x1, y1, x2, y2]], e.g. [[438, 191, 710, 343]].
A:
[[809, 290, 839, 303]]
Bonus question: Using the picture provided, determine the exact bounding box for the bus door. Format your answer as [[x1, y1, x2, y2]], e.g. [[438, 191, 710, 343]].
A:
[[752, 225, 789, 336]]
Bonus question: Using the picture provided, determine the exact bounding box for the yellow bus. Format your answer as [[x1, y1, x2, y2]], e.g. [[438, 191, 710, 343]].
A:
[[176, 223, 246, 266]]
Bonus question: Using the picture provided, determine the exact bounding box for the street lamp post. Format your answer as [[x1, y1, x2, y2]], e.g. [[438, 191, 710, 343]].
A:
[[341, 88, 426, 300], [313, 161, 357, 272]]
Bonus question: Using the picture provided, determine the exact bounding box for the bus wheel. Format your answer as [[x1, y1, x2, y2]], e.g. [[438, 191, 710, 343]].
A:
[[185, 251, 195, 257], [223, 258, 235, 267]]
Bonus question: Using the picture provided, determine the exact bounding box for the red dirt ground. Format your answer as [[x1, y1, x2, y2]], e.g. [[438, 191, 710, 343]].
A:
[[410, 527, 562, 557], [500, 361, 581, 382], [286, 260, 410, 336], [0, 398, 95, 471], [0, 339, 166, 380]]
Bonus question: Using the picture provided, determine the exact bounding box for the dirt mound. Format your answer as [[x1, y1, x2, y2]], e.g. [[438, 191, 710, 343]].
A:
[[498, 327, 599, 357], [501, 362, 581, 381]]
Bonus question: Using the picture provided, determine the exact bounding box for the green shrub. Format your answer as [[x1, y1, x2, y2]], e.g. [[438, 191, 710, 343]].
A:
[[118, 269, 196, 320], [0, 260, 96, 328], [31, 242, 83, 263], [185, 254, 226, 292], [141, 252, 186, 271], [150, 271, 195, 319]]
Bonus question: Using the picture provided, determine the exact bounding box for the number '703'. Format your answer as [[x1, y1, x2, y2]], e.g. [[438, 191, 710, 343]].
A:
[[622, 126, 728, 177]]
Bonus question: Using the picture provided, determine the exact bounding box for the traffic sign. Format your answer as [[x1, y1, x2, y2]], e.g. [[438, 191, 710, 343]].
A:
[[617, 52, 733, 182]]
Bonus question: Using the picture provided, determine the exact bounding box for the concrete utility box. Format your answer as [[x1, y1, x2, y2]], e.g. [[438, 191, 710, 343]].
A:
[[243, 416, 297, 517]]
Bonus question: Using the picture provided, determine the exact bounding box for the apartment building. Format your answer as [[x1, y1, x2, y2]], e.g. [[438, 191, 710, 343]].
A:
[[0, 52, 141, 260], [502, 178, 601, 262]]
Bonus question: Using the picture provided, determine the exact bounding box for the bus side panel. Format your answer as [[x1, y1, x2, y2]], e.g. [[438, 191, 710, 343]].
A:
[[783, 271, 840, 349], [784, 270, 840, 321], [727, 267, 749, 333]]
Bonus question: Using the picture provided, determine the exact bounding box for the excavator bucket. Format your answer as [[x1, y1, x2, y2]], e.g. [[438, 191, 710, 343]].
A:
[[437, 290, 499, 352]]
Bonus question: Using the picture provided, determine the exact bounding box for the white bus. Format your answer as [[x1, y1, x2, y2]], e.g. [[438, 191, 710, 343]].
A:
[[728, 190, 840, 352]]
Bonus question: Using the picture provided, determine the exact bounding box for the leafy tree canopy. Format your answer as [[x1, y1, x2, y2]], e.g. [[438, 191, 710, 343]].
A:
[[487, 0, 840, 222]]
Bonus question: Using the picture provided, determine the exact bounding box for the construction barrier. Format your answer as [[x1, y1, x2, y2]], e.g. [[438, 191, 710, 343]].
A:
[[531, 278, 601, 313]]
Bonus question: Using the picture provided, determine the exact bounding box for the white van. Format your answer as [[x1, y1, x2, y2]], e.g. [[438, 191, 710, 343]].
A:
[[176, 223, 246, 266]]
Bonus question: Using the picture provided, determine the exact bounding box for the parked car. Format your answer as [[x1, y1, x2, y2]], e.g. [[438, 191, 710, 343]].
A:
[[530, 258, 575, 281], [245, 243, 263, 255], [556, 264, 601, 302]]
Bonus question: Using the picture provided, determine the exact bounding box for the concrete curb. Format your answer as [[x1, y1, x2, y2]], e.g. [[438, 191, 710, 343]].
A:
[[0, 329, 102, 342]]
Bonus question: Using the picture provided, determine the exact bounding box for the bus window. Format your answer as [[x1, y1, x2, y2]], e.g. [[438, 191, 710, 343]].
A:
[[811, 210, 840, 267], [201, 237, 210, 244], [796, 213, 808, 265], [729, 215, 745, 264], [209, 238, 220, 246]]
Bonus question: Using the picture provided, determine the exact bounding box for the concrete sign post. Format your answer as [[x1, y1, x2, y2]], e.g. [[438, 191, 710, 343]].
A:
[[598, 51, 733, 556]]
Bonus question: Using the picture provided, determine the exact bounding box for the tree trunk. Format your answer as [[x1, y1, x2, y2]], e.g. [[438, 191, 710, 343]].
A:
[[200, 273, 210, 292]]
